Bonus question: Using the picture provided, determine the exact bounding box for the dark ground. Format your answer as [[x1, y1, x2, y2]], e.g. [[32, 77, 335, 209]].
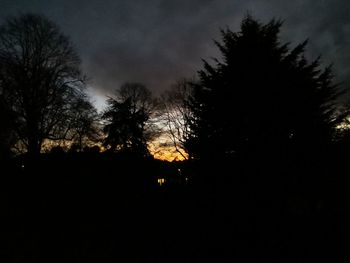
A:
[[0, 152, 349, 262]]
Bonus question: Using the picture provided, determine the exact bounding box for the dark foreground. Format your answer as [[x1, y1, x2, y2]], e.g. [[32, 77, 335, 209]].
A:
[[0, 152, 349, 262]]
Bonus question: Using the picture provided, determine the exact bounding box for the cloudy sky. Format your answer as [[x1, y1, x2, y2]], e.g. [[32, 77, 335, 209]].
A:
[[1, 0, 350, 110]]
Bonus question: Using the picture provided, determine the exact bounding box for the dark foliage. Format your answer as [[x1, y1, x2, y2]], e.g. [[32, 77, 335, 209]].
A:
[[186, 16, 342, 163], [0, 95, 16, 159], [102, 83, 156, 156], [1, 14, 349, 263], [0, 14, 95, 156], [1, 149, 349, 262]]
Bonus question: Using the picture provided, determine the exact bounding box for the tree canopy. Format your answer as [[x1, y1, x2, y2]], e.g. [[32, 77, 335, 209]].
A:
[[0, 14, 95, 155], [160, 79, 192, 160], [185, 15, 342, 162], [102, 83, 156, 156]]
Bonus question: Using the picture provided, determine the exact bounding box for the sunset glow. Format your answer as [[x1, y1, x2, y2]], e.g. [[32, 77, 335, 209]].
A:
[[149, 142, 187, 162]]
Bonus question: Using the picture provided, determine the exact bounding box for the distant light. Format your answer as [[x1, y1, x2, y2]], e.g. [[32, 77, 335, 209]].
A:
[[177, 168, 182, 176], [21, 164, 25, 169], [157, 178, 166, 186]]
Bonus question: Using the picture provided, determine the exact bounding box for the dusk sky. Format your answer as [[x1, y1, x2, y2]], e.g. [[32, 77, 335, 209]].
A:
[[1, 0, 350, 110]]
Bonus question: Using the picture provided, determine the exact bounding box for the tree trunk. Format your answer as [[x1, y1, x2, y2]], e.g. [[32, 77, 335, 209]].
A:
[[27, 114, 41, 157], [27, 135, 41, 156]]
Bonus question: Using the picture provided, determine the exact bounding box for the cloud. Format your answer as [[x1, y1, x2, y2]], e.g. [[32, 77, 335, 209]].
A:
[[1, 0, 350, 100], [78, 0, 240, 95]]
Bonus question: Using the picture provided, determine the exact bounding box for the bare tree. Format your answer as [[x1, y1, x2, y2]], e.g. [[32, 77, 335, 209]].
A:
[[69, 95, 101, 151], [0, 14, 90, 155], [160, 79, 192, 160]]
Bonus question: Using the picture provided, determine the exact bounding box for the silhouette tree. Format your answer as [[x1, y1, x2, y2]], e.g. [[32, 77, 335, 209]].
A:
[[0, 14, 90, 156], [185, 15, 343, 162], [69, 95, 101, 152], [160, 79, 192, 160], [102, 83, 156, 156], [0, 95, 16, 160]]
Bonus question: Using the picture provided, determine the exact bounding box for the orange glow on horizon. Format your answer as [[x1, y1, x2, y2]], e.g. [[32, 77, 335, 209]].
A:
[[148, 141, 187, 162]]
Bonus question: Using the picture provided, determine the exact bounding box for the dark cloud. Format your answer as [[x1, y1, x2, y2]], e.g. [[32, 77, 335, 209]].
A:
[[1, 0, 350, 108]]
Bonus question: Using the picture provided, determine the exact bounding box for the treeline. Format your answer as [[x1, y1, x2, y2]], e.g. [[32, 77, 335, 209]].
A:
[[0, 14, 190, 161], [1, 13, 350, 261], [1, 14, 350, 164], [1, 12, 350, 212], [0, 14, 150, 159]]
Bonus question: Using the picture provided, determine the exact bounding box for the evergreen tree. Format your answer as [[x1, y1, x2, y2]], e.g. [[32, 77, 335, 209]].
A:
[[186, 16, 342, 162], [102, 83, 155, 156]]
